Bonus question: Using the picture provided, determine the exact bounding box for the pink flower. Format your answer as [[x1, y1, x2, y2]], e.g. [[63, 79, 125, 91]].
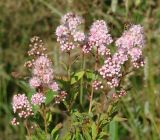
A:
[[31, 93, 46, 105], [56, 13, 85, 52], [61, 12, 83, 31], [85, 20, 113, 53], [112, 50, 128, 65], [49, 81, 59, 92], [73, 31, 85, 42], [92, 80, 103, 90], [115, 24, 145, 68], [56, 25, 69, 38], [11, 118, 19, 126], [55, 91, 67, 104], [128, 47, 142, 62], [33, 56, 54, 84], [99, 57, 121, 88], [12, 94, 33, 118], [29, 77, 41, 88]]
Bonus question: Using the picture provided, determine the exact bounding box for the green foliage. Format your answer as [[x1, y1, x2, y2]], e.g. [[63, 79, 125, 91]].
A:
[[45, 90, 57, 105], [71, 71, 85, 85], [1, 0, 160, 140]]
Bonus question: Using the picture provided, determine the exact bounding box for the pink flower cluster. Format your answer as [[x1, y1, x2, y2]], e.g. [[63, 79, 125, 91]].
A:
[[31, 56, 54, 85], [112, 89, 127, 99], [56, 13, 85, 52], [116, 25, 145, 68], [99, 25, 145, 88], [56, 14, 145, 88], [92, 80, 103, 90], [11, 118, 19, 126], [56, 13, 113, 55], [29, 55, 59, 91], [83, 20, 113, 54], [12, 94, 33, 118], [99, 56, 122, 88], [27, 37, 59, 92], [31, 92, 46, 105], [55, 91, 67, 104]]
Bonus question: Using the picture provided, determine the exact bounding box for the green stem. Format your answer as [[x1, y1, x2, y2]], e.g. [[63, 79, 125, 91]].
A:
[[88, 85, 94, 113], [80, 52, 85, 105], [68, 52, 71, 81], [88, 48, 99, 113], [43, 109, 48, 134], [24, 120, 31, 140], [41, 104, 48, 134]]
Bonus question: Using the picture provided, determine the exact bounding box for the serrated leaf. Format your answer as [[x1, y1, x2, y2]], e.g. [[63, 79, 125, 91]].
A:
[[71, 71, 85, 84]]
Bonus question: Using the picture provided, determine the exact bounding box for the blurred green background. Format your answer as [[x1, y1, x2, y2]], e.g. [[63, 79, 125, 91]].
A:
[[0, 0, 160, 140]]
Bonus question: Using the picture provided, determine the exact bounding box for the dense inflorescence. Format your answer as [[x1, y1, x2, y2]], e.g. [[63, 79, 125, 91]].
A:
[[99, 25, 145, 88], [26, 36, 59, 92], [85, 20, 113, 54], [99, 56, 122, 88], [56, 13, 85, 52], [55, 13, 145, 89], [12, 94, 33, 118], [115, 25, 145, 68], [92, 80, 103, 90], [31, 92, 46, 105]]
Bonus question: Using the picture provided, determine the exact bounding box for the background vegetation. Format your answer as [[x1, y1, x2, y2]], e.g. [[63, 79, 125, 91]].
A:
[[0, 0, 160, 140]]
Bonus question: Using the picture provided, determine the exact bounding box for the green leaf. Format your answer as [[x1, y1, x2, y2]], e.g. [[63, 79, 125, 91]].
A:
[[111, 0, 118, 13], [45, 90, 57, 105], [113, 115, 127, 122], [92, 122, 98, 140], [135, 0, 141, 6], [109, 120, 118, 140], [51, 123, 62, 139], [98, 131, 109, 139], [64, 133, 72, 140], [32, 105, 40, 114], [71, 71, 85, 84], [83, 130, 92, 140], [60, 61, 68, 71], [46, 112, 52, 124], [85, 70, 96, 81]]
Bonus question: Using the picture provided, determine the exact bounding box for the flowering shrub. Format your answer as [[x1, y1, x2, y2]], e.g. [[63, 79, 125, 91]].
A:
[[11, 13, 145, 140]]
